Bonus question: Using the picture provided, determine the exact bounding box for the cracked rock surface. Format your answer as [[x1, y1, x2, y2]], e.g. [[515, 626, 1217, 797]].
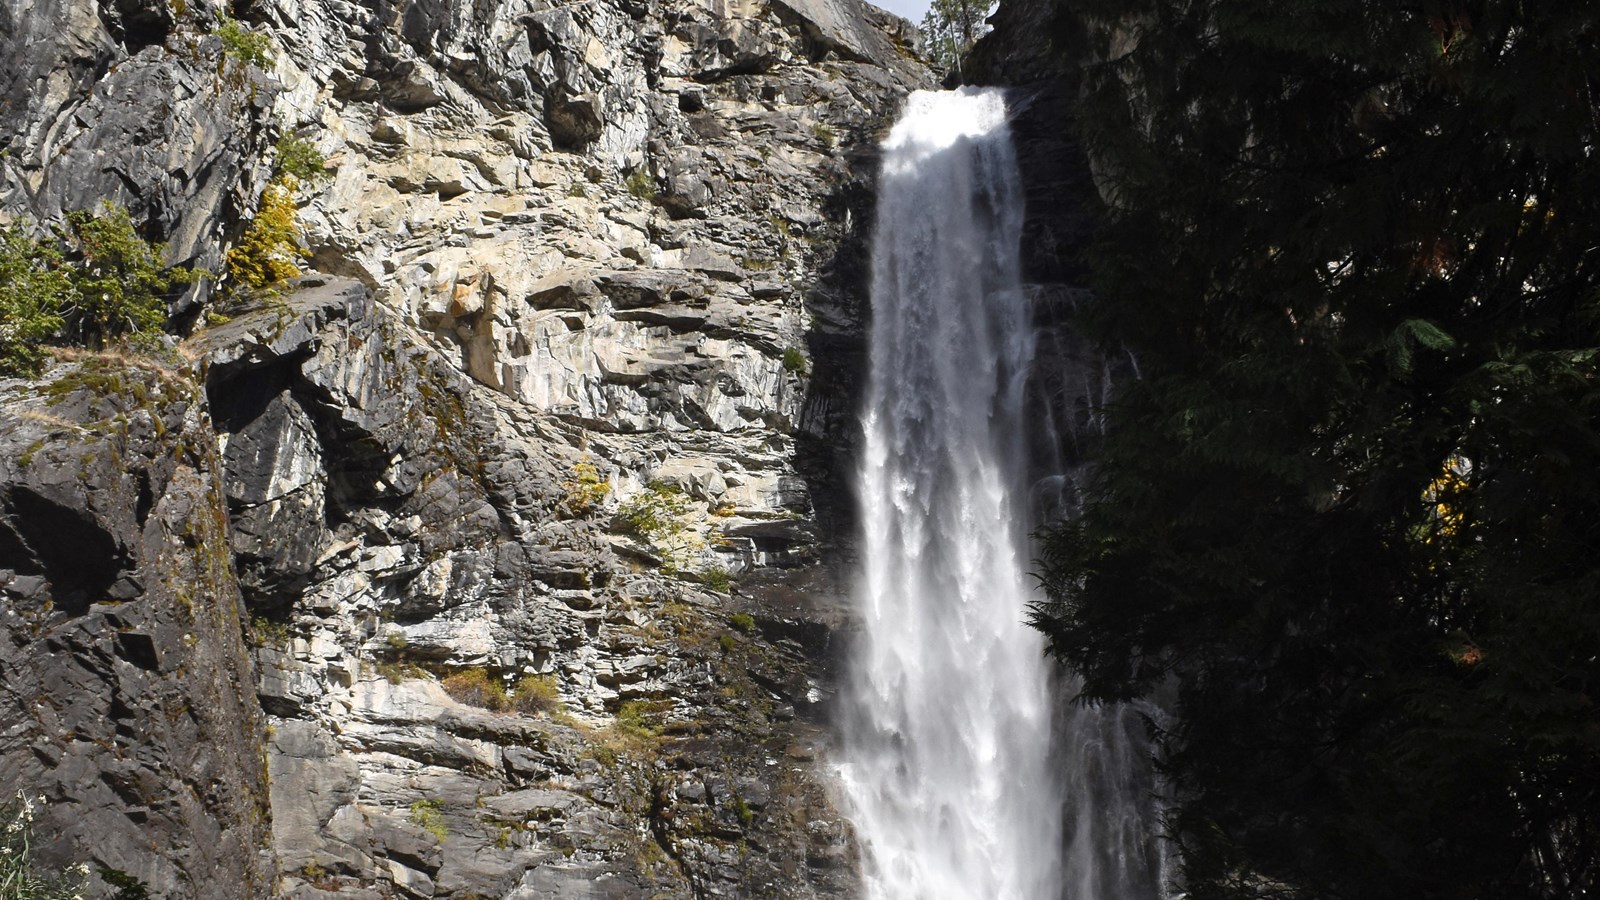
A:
[[0, 0, 933, 894]]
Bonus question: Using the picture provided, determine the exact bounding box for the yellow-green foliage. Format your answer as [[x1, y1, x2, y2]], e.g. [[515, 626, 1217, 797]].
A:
[[625, 170, 656, 202], [251, 616, 291, 648], [511, 674, 561, 715], [619, 481, 691, 540], [227, 176, 305, 294], [615, 700, 665, 741], [618, 481, 706, 571], [729, 612, 755, 633], [217, 14, 273, 68], [441, 667, 509, 711], [273, 134, 328, 183], [376, 660, 426, 685], [562, 457, 611, 515], [407, 800, 448, 841]]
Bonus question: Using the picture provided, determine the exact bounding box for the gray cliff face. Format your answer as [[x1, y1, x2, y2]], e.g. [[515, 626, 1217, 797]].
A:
[[0, 357, 274, 896], [0, 0, 930, 895], [1, 0, 275, 305]]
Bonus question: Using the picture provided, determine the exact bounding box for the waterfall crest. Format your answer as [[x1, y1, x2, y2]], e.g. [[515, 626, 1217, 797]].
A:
[[838, 86, 1063, 900]]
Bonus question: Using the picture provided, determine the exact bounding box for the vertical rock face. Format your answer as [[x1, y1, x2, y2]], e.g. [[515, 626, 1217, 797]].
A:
[[0, 358, 274, 897], [965, 0, 1112, 482], [0, 0, 931, 896], [0, 0, 275, 292]]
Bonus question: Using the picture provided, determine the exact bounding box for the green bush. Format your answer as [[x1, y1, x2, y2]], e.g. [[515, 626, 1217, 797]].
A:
[[0, 228, 69, 377], [561, 457, 610, 516], [693, 566, 732, 593], [618, 481, 691, 541], [273, 134, 328, 183], [616, 700, 664, 740], [0, 205, 194, 376], [58, 204, 194, 349], [217, 15, 273, 68], [407, 800, 448, 841], [618, 481, 706, 572], [511, 674, 561, 715], [624, 170, 656, 202], [781, 346, 808, 375], [375, 660, 425, 685], [441, 667, 508, 711]]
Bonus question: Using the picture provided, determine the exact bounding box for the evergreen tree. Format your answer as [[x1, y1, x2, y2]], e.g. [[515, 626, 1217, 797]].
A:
[[58, 203, 189, 348], [919, 0, 996, 73], [0, 227, 69, 377], [1036, 1, 1600, 897], [0, 204, 192, 372]]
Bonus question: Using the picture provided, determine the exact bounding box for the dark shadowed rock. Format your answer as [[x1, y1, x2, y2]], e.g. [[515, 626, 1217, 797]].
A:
[[0, 356, 273, 898]]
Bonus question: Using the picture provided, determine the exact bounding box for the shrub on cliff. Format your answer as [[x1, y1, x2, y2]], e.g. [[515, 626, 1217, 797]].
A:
[[226, 176, 306, 294], [273, 133, 328, 184], [58, 204, 194, 349], [0, 228, 69, 377], [0, 204, 194, 376], [441, 667, 509, 712], [216, 14, 273, 69]]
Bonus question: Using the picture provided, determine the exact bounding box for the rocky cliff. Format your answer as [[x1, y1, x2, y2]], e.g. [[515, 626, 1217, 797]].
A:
[[964, 0, 1113, 501], [0, 0, 930, 894]]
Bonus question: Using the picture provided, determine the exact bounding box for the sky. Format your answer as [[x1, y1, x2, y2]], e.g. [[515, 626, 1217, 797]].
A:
[[870, 0, 933, 25]]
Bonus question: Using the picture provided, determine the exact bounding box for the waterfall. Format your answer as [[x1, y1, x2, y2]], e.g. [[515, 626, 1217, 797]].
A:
[[837, 87, 1168, 900], [837, 86, 1060, 900]]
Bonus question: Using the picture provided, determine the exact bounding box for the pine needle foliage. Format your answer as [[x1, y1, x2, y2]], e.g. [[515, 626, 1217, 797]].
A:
[[216, 14, 273, 69], [918, 0, 996, 73], [58, 203, 193, 348], [272, 134, 328, 183], [226, 176, 305, 294], [0, 228, 69, 377], [0, 204, 192, 374], [1036, 2, 1600, 897]]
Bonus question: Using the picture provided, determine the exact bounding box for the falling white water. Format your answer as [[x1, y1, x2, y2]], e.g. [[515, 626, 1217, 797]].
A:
[[838, 87, 1170, 900], [838, 87, 1061, 900]]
